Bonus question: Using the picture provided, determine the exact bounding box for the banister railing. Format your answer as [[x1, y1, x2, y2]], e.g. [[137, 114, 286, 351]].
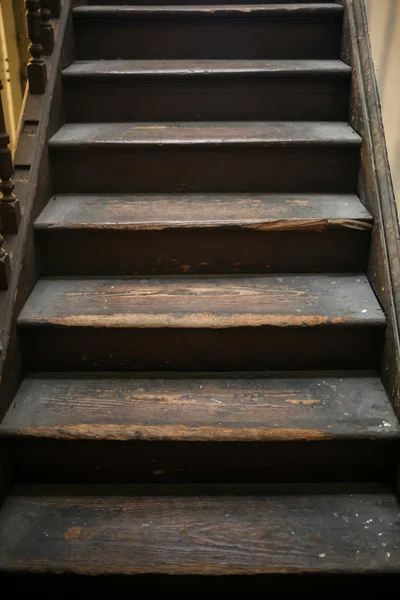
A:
[[0, 79, 21, 290], [26, 0, 48, 94], [25, 0, 60, 93], [0, 0, 61, 289]]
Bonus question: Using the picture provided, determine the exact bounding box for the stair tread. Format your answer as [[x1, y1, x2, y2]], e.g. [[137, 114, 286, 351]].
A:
[[35, 193, 372, 230], [1, 373, 398, 441], [1, 483, 399, 574], [49, 121, 361, 146], [63, 58, 351, 78], [18, 275, 385, 329], [72, 4, 343, 18]]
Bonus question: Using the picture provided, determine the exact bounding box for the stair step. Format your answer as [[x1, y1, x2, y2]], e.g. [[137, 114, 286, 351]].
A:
[[48, 122, 361, 193], [1, 373, 398, 482], [73, 4, 343, 60], [87, 0, 337, 5], [62, 59, 351, 122], [35, 193, 372, 275], [1, 484, 400, 578], [18, 274, 385, 371]]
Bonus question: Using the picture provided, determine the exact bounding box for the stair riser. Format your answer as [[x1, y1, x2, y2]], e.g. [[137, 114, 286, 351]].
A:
[[74, 19, 342, 60], [36, 229, 371, 275], [4, 439, 398, 484], [63, 77, 350, 122], [19, 326, 385, 371], [50, 147, 360, 193]]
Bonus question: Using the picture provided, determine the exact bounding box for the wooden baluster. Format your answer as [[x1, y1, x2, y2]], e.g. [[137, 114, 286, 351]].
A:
[[41, 0, 54, 56], [26, 0, 47, 94], [0, 230, 11, 290], [0, 81, 21, 234]]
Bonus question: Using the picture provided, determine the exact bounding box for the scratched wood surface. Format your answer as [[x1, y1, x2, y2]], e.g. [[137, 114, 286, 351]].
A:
[[35, 193, 371, 274], [50, 121, 361, 146], [1, 484, 399, 575], [17, 275, 386, 371], [2, 373, 398, 483], [36, 193, 371, 229], [2, 374, 398, 441], [18, 275, 384, 328]]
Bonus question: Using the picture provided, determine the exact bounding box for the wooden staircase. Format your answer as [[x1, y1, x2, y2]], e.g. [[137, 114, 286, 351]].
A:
[[0, 0, 400, 592]]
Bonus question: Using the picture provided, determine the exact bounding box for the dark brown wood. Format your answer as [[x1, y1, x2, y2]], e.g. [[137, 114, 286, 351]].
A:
[[17, 275, 386, 371], [0, 484, 399, 575], [35, 193, 372, 274], [0, 0, 74, 421], [342, 0, 400, 426], [40, 0, 55, 55], [62, 59, 351, 122], [48, 0, 61, 18], [0, 81, 21, 234], [73, 5, 344, 60], [1, 373, 398, 483], [49, 122, 361, 194], [3, 373, 396, 441], [0, 234, 11, 290], [26, 0, 47, 94]]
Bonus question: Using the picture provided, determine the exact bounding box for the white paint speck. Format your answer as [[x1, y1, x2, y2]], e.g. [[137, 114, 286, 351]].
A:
[[319, 553, 326, 558], [362, 309, 368, 313], [387, 552, 391, 558]]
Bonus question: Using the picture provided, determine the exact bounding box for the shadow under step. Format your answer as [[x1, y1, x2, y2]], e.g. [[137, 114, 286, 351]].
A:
[[1, 372, 399, 482], [48, 122, 361, 194], [17, 274, 385, 371], [62, 59, 351, 122], [0, 483, 399, 583], [35, 193, 372, 275], [72, 4, 344, 60]]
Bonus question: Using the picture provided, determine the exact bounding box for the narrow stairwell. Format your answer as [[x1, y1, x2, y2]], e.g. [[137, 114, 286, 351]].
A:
[[0, 0, 400, 592]]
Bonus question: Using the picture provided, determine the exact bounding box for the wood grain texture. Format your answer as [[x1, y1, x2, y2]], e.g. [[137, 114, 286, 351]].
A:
[[50, 121, 361, 147], [0, 484, 399, 575], [18, 275, 384, 329], [2, 374, 398, 442], [73, 5, 343, 61], [17, 275, 385, 371], [35, 194, 371, 230], [34, 193, 372, 274]]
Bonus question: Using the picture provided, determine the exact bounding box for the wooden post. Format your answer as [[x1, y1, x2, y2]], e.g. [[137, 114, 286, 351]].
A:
[[0, 81, 21, 234], [48, 0, 61, 19], [0, 232, 11, 290], [41, 0, 55, 56], [26, 0, 47, 94]]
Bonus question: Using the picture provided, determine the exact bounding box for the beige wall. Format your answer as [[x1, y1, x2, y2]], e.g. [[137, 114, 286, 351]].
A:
[[365, 0, 400, 212]]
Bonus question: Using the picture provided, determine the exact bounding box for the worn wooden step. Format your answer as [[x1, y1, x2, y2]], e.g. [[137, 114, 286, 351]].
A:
[[62, 59, 351, 122], [73, 5, 343, 60], [35, 194, 372, 275], [17, 275, 385, 371], [1, 484, 400, 582], [87, 0, 337, 5], [48, 122, 361, 193], [1, 373, 399, 482]]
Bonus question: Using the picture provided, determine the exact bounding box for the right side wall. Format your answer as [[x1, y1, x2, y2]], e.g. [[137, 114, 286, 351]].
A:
[[364, 0, 400, 216]]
